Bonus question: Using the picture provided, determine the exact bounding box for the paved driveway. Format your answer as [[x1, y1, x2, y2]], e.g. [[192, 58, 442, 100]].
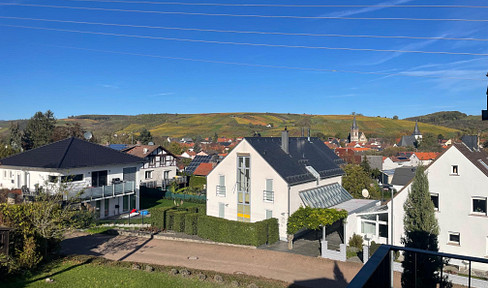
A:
[[61, 232, 363, 288]]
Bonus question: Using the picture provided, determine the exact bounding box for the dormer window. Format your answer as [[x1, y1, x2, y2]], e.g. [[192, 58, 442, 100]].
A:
[[451, 165, 459, 175]]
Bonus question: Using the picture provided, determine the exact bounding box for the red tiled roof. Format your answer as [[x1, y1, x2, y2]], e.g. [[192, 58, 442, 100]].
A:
[[193, 163, 214, 176], [414, 152, 440, 161]]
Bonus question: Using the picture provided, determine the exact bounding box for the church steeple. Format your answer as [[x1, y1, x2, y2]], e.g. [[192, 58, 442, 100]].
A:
[[412, 120, 422, 140], [352, 115, 358, 130]]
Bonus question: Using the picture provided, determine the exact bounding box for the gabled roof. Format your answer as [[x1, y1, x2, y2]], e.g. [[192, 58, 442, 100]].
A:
[[461, 135, 479, 151], [0, 137, 143, 169], [391, 166, 416, 186], [414, 152, 440, 161], [454, 142, 488, 178], [186, 155, 213, 174], [245, 137, 344, 186], [122, 145, 159, 158], [193, 163, 214, 176], [397, 135, 417, 147]]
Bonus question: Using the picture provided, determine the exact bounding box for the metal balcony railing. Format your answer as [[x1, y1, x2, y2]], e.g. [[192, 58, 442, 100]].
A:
[[71, 181, 136, 202], [263, 190, 274, 202], [348, 245, 488, 288], [216, 185, 226, 196], [140, 177, 187, 189]]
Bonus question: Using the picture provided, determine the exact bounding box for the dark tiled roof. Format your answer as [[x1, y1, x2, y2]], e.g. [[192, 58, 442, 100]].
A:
[[461, 135, 479, 151], [413, 121, 421, 135], [391, 166, 416, 186], [245, 137, 344, 186], [454, 142, 488, 178], [398, 135, 417, 147], [0, 137, 144, 169]]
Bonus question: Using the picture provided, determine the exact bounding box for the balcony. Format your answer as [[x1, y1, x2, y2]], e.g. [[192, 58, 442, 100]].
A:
[[349, 245, 488, 288], [216, 185, 226, 196], [263, 190, 274, 202], [140, 177, 187, 189], [70, 181, 136, 202]]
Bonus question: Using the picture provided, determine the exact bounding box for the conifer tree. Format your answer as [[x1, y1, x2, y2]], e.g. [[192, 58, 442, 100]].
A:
[[401, 165, 450, 287]]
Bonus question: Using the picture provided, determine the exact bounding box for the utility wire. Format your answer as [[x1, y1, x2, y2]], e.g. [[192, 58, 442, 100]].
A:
[[1, 3, 488, 22], [59, 0, 488, 9], [2, 16, 488, 42], [43, 44, 486, 81], [3, 24, 488, 57]]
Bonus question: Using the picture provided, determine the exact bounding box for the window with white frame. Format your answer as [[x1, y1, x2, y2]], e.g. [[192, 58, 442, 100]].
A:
[[264, 179, 274, 202], [360, 213, 388, 239], [448, 232, 460, 245], [472, 197, 487, 215], [430, 193, 439, 211], [216, 175, 226, 196], [265, 209, 273, 219], [219, 202, 225, 218], [145, 170, 153, 179], [451, 165, 459, 175]]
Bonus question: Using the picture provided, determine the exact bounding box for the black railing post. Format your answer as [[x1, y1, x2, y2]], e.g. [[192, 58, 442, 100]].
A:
[[468, 260, 471, 288], [414, 252, 417, 288], [440, 256, 444, 288]]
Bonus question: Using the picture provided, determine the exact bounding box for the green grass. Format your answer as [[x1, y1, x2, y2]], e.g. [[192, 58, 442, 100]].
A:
[[3, 256, 287, 288], [84, 226, 116, 234], [140, 197, 205, 210]]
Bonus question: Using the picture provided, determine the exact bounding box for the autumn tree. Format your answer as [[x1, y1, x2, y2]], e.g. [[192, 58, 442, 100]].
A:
[[342, 164, 381, 199], [51, 122, 85, 142]]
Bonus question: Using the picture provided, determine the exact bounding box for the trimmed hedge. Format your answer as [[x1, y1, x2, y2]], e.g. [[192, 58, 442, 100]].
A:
[[184, 213, 199, 235], [264, 218, 280, 244], [148, 206, 174, 230], [197, 216, 279, 246], [173, 211, 187, 232]]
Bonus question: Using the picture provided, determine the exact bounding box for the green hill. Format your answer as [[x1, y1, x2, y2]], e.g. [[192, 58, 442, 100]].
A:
[[0, 113, 461, 142], [405, 111, 488, 134]]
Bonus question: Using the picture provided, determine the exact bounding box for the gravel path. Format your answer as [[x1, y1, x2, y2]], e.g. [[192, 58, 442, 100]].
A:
[[61, 232, 363, 288]]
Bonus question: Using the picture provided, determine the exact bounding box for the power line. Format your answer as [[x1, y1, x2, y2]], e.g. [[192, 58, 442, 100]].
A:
[[1, 3, 488, 22], [2, 16, 488, 42], [59, 0, 488, 9], [3, 24, 488, 57], [44, 44, 485, 81]]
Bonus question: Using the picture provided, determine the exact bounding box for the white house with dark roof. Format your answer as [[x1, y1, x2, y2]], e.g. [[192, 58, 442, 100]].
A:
[[371, 142, 488, 269], [0, 137, 144, 219], [207, 129, 378, 241]]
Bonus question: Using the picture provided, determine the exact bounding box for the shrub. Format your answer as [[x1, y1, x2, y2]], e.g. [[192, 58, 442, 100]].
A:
[[348, 233, 364, 250], [165, 210, 176, 231], [197, 216, 279, 246], [173, 211, 187, 232], [369, 241, 381, 256], [189, 176, 206, 191], [148, 206, 174, 230], [184, 213, 199, 235], [265, 218, 280, 244]]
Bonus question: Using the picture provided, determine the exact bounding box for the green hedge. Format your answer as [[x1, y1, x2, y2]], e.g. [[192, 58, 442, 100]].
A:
[[264, 218, 280, 244], [173, 211, 187, 232], [189, 176, 206, 190], [196, 216, 279, 246], [184, 213, 199, 235], [148, 206, 174, 230], [165, 210, 176, 231]]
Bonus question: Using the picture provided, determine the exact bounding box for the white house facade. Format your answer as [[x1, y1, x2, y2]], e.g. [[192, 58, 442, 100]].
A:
[[385, 143, 488, 269], [207, 130, 374, 241], [0, 137, 144, 219]]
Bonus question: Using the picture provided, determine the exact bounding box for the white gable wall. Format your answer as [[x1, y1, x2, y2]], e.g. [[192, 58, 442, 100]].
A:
[[389, 146, 488, 269]]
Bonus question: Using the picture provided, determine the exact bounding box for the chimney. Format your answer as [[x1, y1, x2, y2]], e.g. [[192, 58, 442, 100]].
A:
[[281, 127, 289, 154]]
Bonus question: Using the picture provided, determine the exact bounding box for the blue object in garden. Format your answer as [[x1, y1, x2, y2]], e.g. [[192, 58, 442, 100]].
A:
[[140, 210, 149, 216]]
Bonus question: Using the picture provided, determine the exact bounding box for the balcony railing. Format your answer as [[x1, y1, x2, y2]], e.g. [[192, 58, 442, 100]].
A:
[[263, 190, 274, 202], [348, 245, 488, 288], [140, 177, 187, 189], [216, 185, 226, 196], [70, 181, 136, 202]]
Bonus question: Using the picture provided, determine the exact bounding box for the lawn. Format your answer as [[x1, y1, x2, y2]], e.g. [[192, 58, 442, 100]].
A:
[[3, 256, 287, 288], [140, 197, 205, 210]]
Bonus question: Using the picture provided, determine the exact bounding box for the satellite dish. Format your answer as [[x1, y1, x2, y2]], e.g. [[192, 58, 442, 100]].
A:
[[84, 131, 93, 140], [148, 142, 154, 146], [362, 189, 370, 198]]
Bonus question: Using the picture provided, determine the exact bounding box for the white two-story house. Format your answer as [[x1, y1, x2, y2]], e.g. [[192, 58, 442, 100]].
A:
[[385, 142, 488, 269], [0, 137, 144, 219], [207, 129, 377, 241], [122, 145, 178, 189]]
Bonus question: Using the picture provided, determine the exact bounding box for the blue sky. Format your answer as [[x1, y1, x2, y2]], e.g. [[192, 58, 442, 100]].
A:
[[0, 0, 487, 120]]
